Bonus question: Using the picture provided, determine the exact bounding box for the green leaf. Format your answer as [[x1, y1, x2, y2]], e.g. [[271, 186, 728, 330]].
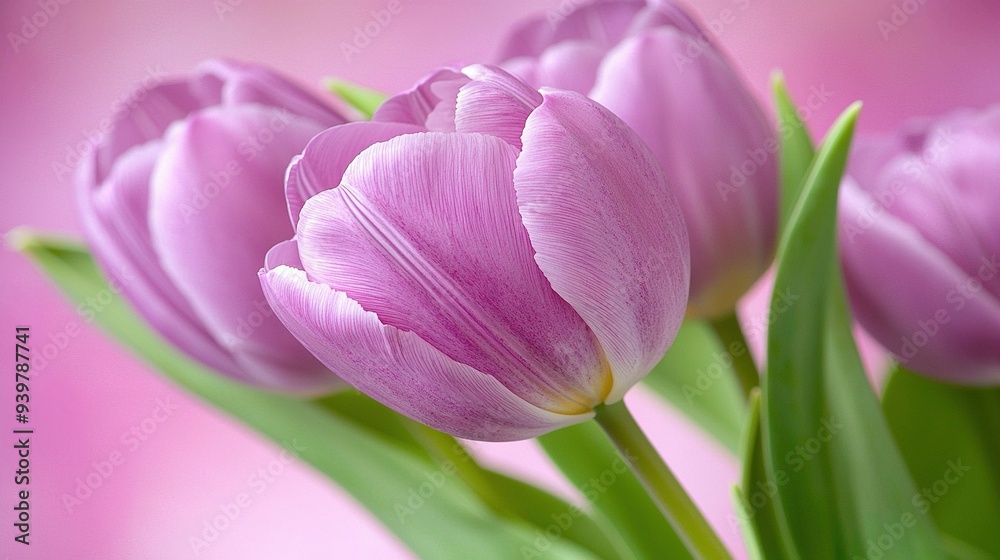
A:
[[316, 390, 432, 457], [773, 72, 816, 233], [763, 104, 948, 559], [883, 366, 1000, 559], [733, 389, 795, 560], [538, 421, 693, 560], [643, 320, 745, 454], [12, 231, 599, 560], [479, 470, 629, 560], [403, 419, 626, 559], [325, 78, 388, 119]]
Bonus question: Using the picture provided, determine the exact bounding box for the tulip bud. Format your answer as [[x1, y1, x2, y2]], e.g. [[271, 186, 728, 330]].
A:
[[498, 0, 778, 319], [261, 65, 690, 440], [76, 59, 345, 392], [839, 106, 1000, 385]]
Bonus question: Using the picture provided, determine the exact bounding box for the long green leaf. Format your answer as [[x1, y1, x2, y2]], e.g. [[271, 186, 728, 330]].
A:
[[404, 420, 624, 560], [12, 231, 599, 560], [643, 75, 820, 458], [734, 390, 794, 560], [773, 73, 816, 233], [538, 422, 693, 560], [763, 104, 948, 559], [883, 367, 1000, 559], [643, 320, 745, 454]]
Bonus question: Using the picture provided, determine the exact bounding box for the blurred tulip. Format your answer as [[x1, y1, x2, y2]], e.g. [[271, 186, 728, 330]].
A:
[[498, 0, 778, 319], [76, 59, 346, 392], [839, 106, 1000, 385], [261, 65, 690, 440]]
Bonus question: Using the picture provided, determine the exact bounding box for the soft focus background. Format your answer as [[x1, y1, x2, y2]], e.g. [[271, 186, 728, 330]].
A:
[[1, 1, 998, 558]]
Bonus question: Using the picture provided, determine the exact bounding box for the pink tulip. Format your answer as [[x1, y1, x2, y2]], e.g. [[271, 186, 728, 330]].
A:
[[498, 0, 778, 319], [839, 106, 1000, 385], [76, 59, 345, 392], [261, 65, 690, 441]]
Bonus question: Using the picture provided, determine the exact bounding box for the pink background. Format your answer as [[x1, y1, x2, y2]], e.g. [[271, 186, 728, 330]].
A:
[[1, 1, 998, 558]]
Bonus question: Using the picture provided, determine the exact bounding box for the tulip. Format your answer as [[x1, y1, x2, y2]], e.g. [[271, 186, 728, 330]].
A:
[[498, 0, 778, 319], [261, 65, 690, 441], [839, 106, 1000, 385], [76, 59, 345, 392]]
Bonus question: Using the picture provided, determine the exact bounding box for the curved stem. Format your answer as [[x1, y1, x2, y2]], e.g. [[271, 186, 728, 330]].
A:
[[594, 400, 733, 560], [708, 311, 760, 400]]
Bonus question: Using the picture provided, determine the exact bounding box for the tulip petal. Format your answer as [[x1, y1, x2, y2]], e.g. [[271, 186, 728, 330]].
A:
[[285, 121, 424, 227], [591, 27, 777, 317], [513, 89, 689, 402], [497, 17, 555, 61], [260, 263, 592, 441], [97, 79, 223, 183], [454, 65, 543, 150], [198, 59, 346, 128], [868, 111, 1000, 303], [149, 104, 337, 391], [372, 68, 469, 129], [627, 2, 710, 44], [839, 179, 1000, 384], [77, 141, 239, 376], [296, 132, 611, 413], [549, 0, 645, 50], [530, 40, 606, 94]]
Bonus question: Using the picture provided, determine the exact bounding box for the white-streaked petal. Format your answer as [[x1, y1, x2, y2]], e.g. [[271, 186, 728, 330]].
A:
[[260, 264, 592, 441], [514, 89, 690, 402]]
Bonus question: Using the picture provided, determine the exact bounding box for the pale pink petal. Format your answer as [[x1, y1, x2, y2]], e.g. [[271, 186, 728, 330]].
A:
[[284, 121, 423, 227], [149, 104, 338, 391], [77, 141, 238, 375], [454, 64, 543, 150], [96, 79, 223, 182], [591, 27, 777, 317], [532, 40, 607, 94], [839, 179, 1000, 384], [496, 17, 554, 60], [198, 59, 346, 127], [296, 132, 610, 413], [514, 89, 690, 402], [549, 0, 645, 49], [259, 264, 592, 441], [371, 68, 469, 128]]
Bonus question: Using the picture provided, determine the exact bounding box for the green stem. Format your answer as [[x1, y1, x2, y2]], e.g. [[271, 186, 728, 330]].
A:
[[708, 311, 760, 400], [594, 401, 733, 560]]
